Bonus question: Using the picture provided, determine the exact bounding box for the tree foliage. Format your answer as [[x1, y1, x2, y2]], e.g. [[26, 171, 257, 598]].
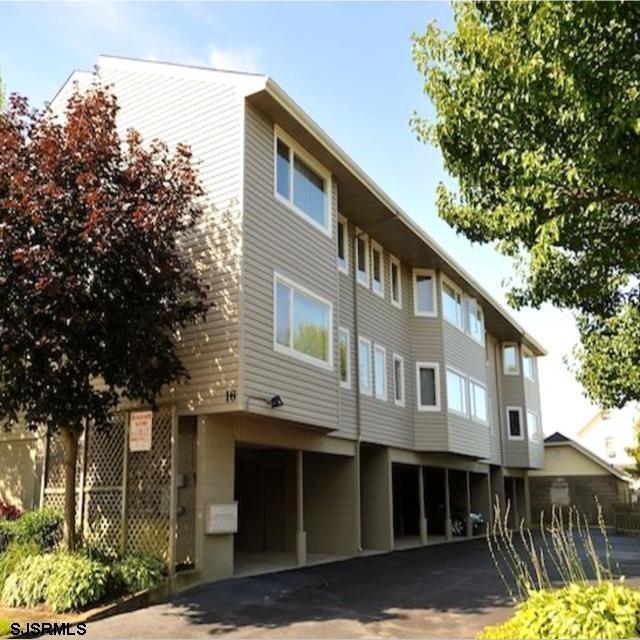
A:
[[412, 1, 640, 407]]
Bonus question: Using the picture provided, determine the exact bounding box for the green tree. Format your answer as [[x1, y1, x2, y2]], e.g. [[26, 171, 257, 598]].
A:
[[412, 1, 640, 407]]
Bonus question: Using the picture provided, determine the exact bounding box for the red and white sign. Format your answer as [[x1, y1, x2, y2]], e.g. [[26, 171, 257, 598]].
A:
[[129, 411, 153, 452]]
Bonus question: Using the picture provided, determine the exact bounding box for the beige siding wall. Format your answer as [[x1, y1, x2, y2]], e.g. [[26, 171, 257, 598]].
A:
[[485, 334, 503, 465], [524, 364, 545, 469], [0, 431, 42, 510]]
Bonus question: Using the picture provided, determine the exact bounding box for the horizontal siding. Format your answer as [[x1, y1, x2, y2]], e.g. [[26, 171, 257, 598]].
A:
[[500, 345, 529, 467], [525, 368, 545, 469], [485, 334, 503, 465]]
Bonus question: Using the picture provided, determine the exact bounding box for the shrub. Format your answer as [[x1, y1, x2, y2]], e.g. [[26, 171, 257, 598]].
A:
[[0, 542, 38, 595], [1, 554, 54, 608], [11, 508, 62, 551], [113, 553, 165, 594], [0, 520, 12, 554], [0, 619, 10, 638], [478, 583, 640, 640]]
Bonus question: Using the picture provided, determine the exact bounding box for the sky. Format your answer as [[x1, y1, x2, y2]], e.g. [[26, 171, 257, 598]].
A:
[[0, 1, 599, 434]]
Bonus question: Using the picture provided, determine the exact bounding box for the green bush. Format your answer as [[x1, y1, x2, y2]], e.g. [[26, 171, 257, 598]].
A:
[[0, 521, 13, 554], [113, 553, 165, 594], [11, 508, 62, 551], [0, 542, 38, 595], [1, 554, 54, 608], [478, 583, 640, 640], [0, 618, 10, 638]]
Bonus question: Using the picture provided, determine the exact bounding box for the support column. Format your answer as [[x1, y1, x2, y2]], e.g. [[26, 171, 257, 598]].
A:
[[512, 476, 519, 528], [486, 472, 493, 527], [523, 472, 532, 527], [444, 468, 452, 541], [296, 450, 307, 566], [465, 471, 473, 538], [418, 466, 427, 545]]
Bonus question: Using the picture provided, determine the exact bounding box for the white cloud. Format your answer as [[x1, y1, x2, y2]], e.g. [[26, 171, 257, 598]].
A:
[[208, 45, 260, 73]]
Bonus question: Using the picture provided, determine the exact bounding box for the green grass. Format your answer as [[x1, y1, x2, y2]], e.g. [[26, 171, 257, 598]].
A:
[[0, 619, 11, 638]]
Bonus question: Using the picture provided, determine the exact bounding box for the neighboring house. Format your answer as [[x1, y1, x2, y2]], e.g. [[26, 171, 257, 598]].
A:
[[15, 56, 546, 583], [529, 432, 632, 525]]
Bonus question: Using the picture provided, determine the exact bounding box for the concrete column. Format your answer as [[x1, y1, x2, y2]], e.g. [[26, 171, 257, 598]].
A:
[[361, 447, 393, 551], [444, 468, 452, 541], [465, 471, 473, 538], [512, 477, 519, 528], [296, 450, 307, 566], [486, 472, 493, 527], [418, 466, 427, 545]]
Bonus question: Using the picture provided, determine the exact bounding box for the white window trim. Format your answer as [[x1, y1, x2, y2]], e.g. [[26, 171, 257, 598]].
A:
[[469, 377, 489, 425], [527, 410, 539, 442], [358, 336, 373, 397], [370, 240, 385, 299], [337, 214, 349, 275], [393, 353, 405, 407], [355, 229, 370, 288], [273, 125, 332, 237], [416, 361, 441, 412], [522, 347, 536, 381], [466, 298, 485, 346], [373, 344, 387, 401], [339, 327, 351, 390], [389, 254, 402, 309], [446, 366, 468, 417], [441, 274, 465, 332], [506, 406, 524, 441], [503, 342, 520, 376], [413, 268, 437, 317], [273, 271, 334, 371]]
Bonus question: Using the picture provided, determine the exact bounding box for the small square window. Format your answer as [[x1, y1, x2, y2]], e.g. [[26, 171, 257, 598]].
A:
[[413, 269, 436, 317], [355, 231, 370, 287], [507, 407, 523, 440], [390, 256, 402, 309], [337, 216, 348, 274], [371, 242, 384, 297], [393, 354, 405, 406], [416, 362, 440, 411], [503, 344, 519, 375]]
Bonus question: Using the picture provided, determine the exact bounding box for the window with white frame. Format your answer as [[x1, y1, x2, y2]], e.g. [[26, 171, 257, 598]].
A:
[[337, 215, 348, 274], [470, 380, 488, 424], [393, 353, 405, 406], [527, 410, 538, 441], [605, 436, 616, 458], [358, 337, 372, 396], [274, 128, 331, 235], [442, 279, 464, 330], [507, 407, 523, 439], [446, 368, 467, 415], [390, 255, 402, 308], [413, 269, 436, 316], [523, 350, 535, 381], [416, 362, 440, 411], [274, 274, 332, 369], [373, 344, 387, 400], [503, 343, 519, 375], [339, 328, 351, 389], [355, 231, 370, 287], [466, 298, 485, 344], [371, 241, 384, 297]]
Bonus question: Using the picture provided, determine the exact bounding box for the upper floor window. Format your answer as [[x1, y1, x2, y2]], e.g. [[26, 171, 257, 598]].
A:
[[358, 336, 372, 396], [470, 380, 488, 424], [390, 255, 402, 309], [466, 298, 485, 345], [442, 278, 464, 330], [523, 349, 535, 381], [446, 368, 467, 416], [371, 241, 384, 297], [355, 230, 370, 287], [527, 410, 539, 442], [413, 269, 436, 317], [373, 344, 387, 401], [605, 436, 616, 458], [393, 353, 405, 407], [274, 127, 331, 236], [337, 215, 348, 274], [416, 362, 440, 411], [507, 406, 523, 440], [339, 327, 351, 389], [503, 343, 519, 376], [274, 273, 332, 370]]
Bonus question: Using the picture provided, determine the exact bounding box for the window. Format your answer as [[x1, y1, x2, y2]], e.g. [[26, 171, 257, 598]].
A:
[[358, 337, 372, 396], [507, 407, 523, 440], [446, 368, 467, 415], [413, 269, 436, 317], [416, 362, 440, 411], [274, 127, 331, 235], [371, 241, 384, 297], [373, 344, 387, 400], [393, 354, 405, 407], [337, 215, 348, 274], [605, 436, 616, 458], [390, 255, 402, 309], [466, 298, 485, 344], [503, 343, 519, 375], [355, 230, 369, 287], [339, 328, 351, 389], [470, 380, 488, 424], [527, 411, 539, 442], [523, 350, 535, 381], [274, 273, 332, 369], [442, 278, 464, 329]]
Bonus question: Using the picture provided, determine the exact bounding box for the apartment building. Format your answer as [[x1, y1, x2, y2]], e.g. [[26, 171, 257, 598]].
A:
[[44, 56, 545, 583]]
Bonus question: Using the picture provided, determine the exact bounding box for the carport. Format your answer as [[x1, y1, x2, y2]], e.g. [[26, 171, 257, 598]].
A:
[[424, 466, 449, 542], [469, 471, 491, 537], [392, 463, 421, 548]]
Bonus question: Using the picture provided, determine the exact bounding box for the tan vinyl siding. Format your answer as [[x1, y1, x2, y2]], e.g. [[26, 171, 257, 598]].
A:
[[485, 334, 503, 465], [524, 365, 544, 469], [500, 344, 529, 467]]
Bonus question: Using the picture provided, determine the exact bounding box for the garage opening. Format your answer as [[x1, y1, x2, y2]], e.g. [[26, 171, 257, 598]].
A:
[[448, 469, 470, 537], [504, 476, 519, 528], [424, 466, 447, 541], [392, 463, 420, 548], [469, 472, 490, 537]]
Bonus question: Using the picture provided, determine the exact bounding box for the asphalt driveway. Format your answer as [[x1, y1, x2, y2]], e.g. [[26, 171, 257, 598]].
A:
[[85, 534, 640, 639]]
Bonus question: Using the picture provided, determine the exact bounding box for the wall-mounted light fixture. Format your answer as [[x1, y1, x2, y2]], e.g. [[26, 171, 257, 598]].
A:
[[246, 394, 285, 410]]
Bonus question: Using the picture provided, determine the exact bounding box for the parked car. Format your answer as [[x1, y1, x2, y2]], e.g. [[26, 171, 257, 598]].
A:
[[429, 503, 485, 536]]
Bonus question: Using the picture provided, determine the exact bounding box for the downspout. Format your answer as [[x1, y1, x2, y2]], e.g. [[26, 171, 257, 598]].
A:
[[353, 226, 363, 552]]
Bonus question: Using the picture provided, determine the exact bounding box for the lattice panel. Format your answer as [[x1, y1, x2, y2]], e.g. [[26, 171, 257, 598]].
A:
[[46, 432, 84, 490], [126, 408, 172, 560], [85, 415, 125, 489], [43, 491, 82, 528], [84, 490, 122, 553]]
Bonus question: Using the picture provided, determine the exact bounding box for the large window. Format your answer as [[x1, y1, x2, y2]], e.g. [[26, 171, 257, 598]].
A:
[[358, 337, 372, 396], [390, 255, 402, 309], [523, 349, 535, 381], [466, 298, 485, 345], [446, 368, 467, 415], [371, 241, 384, 297], [393, 353, 405, 407], [274, 274, 332, 369], [527, 410, 538, 442], [470, 380, 488, 424], [503, 343, 519, 375], [337, 215, 348, 274], [416, 362, 440, 411], [507, 407, 523, 440], [274, 127, 331, 235], [373, 344, 387, 401], [413, 269, 436, 317], [355, 230, 370, 287], [339, 328, 351, 389], [442, 278, 464, 329]]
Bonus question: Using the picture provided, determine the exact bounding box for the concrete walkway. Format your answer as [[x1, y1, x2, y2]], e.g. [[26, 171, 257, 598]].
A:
[[85, 534, 640, 639]]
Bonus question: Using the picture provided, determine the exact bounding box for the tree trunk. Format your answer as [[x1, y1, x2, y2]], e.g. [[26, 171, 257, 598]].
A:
[[61, 426, 79, 551]]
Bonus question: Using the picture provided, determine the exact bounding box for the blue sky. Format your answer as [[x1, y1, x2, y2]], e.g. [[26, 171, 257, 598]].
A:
[[0, 1, 597, 433]]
